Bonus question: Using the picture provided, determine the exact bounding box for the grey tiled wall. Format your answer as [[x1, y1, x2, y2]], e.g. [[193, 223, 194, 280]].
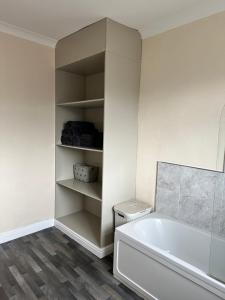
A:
[[155, 162, 225, 236]]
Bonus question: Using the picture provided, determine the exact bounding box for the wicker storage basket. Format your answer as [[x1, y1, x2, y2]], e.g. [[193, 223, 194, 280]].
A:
[[73, 163, 98, 183]]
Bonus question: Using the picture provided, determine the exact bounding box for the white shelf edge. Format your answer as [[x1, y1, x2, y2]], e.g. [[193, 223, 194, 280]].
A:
[[56, 179, 102, 202], [56, 144, 103, 153], [54, 219, 113, 258], [56, 98, 104, 107]]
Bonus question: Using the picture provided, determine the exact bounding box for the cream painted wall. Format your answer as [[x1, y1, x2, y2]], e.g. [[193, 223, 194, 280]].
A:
[[136, 11, 225, 206], [0, 32, 55, 232]]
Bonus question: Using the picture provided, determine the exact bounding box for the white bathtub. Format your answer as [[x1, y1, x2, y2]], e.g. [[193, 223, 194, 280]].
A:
[[113, 213, 225, 300]]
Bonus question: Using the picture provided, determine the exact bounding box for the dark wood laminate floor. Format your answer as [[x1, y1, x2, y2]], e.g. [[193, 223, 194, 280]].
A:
[[0, 227, 143, 300]]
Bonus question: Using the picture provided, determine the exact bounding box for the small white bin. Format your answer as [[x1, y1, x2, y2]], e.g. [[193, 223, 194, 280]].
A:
[[114, 200, 152, 227]]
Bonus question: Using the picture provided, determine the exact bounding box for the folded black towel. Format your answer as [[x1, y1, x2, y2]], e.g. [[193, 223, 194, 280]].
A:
[[62, 128, 80, 137], [64, 121, 95, 133], [61, 121, 103, 149], [72, 135, 81, 146], [61, 135, 73, 146], [80, 134, 95, 147], [62, 128, 73, 136], [94, 132, 103, 148]]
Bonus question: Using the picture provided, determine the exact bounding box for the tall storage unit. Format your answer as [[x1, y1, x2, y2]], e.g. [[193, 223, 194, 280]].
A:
[[55, 18, 141, 257]]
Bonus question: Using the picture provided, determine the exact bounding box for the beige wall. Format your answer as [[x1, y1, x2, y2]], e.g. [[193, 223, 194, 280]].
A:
[[1, 11, 225, 231], [136, 11, 225, 206], [0, 32, 55, 232]]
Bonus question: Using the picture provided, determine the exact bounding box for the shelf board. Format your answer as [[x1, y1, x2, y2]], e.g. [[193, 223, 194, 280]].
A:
[[56, 211, 101, 246], [56, 179, 102, 201], [56, 144, 103, 153], [57, 52, 105, 75], [57, 98, 104, 109]]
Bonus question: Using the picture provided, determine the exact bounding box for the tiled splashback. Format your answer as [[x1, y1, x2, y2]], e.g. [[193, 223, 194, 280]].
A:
[[155, 162, 225, 236]]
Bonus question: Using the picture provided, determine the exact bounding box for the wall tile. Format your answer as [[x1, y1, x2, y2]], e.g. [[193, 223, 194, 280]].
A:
[[156, 162, 181, 218], [178, 195, 212, 231], [180, 167, 217, 199], [156, 187, 180, 218], [212, 173, 225, 237], [155, 162, 225, 235]]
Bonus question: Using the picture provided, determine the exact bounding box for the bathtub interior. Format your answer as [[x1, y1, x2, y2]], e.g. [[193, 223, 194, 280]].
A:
[[210, 236, 225, 284], [134, 217, 210, 273], [118, 214, 211, 273], [118, 213, 225, 290], [119, 213, 225, 278]]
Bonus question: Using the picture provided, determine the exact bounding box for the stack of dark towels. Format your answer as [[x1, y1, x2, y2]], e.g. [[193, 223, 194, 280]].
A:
[[61, 121, 103, 149]]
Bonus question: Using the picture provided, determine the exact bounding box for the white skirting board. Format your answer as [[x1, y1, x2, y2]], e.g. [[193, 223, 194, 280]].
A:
[[0, 218, 113, 258], [54, 219, 114, 258], [0, 219, 54, 244]]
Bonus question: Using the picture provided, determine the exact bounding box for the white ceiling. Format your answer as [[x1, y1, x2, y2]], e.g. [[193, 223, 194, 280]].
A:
[[0, 0, 225, 47]]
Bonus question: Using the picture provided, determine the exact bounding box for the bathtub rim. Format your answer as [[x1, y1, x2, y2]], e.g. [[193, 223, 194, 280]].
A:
[[115, 214, 225, 299]]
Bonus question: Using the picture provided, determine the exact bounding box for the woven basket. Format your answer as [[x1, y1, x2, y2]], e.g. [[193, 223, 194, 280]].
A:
[[73, 163, 98, 183]]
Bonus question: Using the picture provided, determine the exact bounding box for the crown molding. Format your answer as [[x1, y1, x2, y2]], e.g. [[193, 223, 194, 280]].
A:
[[0, 20, 57, 48], [140, 5, 225, 40]]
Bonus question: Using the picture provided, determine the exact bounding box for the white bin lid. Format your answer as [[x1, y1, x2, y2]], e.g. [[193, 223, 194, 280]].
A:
[[114, 200, 152, 216]]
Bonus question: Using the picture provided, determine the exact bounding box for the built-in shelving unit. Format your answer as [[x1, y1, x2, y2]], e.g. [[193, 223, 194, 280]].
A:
[[55, 18, 141, 258], [56, 179, 102, 201]]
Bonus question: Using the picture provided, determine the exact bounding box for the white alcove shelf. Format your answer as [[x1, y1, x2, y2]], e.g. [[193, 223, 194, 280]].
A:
[[56, 144, 103, 152], [57, 98, 104, 109], [56, 179, 102, 201], [57, 211, 101, 246]]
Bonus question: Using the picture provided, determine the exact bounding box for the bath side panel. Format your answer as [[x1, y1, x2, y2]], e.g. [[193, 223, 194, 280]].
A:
[[114, 233, 223, 300]]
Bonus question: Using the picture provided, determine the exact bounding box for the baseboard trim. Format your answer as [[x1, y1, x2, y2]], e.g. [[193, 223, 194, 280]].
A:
[[0, 219, 54, 244], [54, 219, 113, 258]]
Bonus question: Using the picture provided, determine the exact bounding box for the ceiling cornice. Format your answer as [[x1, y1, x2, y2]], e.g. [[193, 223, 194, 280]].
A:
[[140, 5, 225, 39], [0, 20, 57, 48]]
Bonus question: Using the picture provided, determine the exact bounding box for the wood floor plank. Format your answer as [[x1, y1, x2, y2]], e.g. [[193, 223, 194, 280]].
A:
[[0, 228, 142, 300], [0, 285, 9, 300], [9, 265, 38, 300]]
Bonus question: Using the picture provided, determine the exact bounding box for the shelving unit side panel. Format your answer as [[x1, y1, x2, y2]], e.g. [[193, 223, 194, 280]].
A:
[[101, 51, 141, 247], [106, 19, 142, 62], [56, 19, 107, 69]]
